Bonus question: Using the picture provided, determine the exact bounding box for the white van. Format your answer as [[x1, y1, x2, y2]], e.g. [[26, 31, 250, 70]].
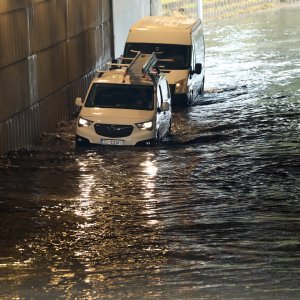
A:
[[123, 16, 205, 106], [75, 52, 172, 147]]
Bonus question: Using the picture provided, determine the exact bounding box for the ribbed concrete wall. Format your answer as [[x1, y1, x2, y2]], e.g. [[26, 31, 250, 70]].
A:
[[0, 0, 113, 155]]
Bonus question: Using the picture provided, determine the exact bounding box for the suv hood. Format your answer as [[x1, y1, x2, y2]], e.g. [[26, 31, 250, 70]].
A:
[[79, 107, 155, 124]]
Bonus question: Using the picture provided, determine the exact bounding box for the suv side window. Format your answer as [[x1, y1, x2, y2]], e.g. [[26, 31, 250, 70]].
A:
[[157, 85, 162, 109], [160, 79, 169, 101]]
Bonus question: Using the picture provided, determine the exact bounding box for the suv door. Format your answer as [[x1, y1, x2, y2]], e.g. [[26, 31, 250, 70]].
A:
[[157, 78, 171, 138]]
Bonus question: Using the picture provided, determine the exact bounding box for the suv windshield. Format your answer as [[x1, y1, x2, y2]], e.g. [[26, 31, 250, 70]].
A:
[[85, 83, 154, 110], [124, 43, 191, 70]]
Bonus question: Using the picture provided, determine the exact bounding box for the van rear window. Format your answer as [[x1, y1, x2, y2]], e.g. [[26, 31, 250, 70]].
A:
[[85, 83, 154, 110], [124, 43, 191, 70]]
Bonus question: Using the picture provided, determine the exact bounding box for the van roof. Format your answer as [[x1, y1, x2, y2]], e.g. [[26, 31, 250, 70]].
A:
[[126, 16, 202, 45]]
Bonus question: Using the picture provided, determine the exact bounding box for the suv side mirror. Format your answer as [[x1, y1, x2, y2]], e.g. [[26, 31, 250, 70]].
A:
[[161, 101, 170, 111], [75, 97, 83, 107], [194, 63, 202, 75]]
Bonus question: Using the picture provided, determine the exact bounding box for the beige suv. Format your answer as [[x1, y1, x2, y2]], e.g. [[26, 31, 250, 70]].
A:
[[75, 52, 172, 147]]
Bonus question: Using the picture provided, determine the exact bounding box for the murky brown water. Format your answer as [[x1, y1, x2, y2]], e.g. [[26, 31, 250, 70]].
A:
[[1, 5, 300, 299]]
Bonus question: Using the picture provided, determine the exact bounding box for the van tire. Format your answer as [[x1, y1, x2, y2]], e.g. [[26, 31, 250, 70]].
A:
[[153, 133, 160, 146], [75, 135, 89, 147], [200, 77, 205, 95], [186, 93, 192, 106]]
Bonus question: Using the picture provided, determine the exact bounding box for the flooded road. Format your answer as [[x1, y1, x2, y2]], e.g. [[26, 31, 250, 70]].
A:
[[1, 4, 300, 299]]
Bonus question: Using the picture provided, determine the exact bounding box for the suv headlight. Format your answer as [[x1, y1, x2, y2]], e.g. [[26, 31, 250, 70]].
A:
[[136, 120, 153, 131], [175, 78, 188, 94], [78, 117, 93, 127]]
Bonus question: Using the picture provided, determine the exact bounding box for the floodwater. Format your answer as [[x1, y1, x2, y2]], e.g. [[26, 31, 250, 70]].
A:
[[1, 5, 300, 299]]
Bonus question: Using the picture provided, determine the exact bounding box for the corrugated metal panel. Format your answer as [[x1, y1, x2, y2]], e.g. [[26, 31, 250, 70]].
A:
[[84, 0, 102, 31], [94, 26, 105, 69], [1, 120, 12, 153], [0, 9, 29, 68], [36, 42, 67, 100], [102, 21, 113, 63], [0, 123, 5, 154], [67, 0, 84, 38], [0, 87, 72, 154], [0, 60, 30, 123], [28, 55, 39, 105], [30, 0, 50, 6], [0, 0, 114, 155], [0, 0, 27, 14], [29, 0, 67, 53], [67, 27, 106, 82], [68, 72, 96, 105], [102, 0, 111, 23], [67, 0, 102, 38], [67, 32, 91, 82], [0, 121, 7, 154], [40, 88, 69, 131]]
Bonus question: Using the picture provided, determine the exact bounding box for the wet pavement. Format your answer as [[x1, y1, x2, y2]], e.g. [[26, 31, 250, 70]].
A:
[[0, 4, 300, 299]]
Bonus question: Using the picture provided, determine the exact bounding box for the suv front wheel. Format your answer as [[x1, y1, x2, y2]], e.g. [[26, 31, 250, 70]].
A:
[[75, 135, 90, 147]]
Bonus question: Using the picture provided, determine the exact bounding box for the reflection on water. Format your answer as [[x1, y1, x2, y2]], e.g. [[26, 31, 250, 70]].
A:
[[0, 4, 300, 299]]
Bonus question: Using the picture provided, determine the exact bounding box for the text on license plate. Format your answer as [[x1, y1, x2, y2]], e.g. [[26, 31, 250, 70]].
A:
[[100, 139, 124, 146]]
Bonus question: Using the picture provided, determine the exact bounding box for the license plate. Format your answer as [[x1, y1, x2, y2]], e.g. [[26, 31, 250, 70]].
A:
[[100, 139, 124, 146]]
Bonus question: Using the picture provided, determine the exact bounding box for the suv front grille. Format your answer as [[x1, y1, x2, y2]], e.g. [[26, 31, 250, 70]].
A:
[[94, 124, 133, 138]]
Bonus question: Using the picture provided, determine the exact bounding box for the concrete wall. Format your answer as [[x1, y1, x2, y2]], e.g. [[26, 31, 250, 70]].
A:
[[112, 0, 161, 58], [112, 0, 150, 58], [0, 0, 113, 155]]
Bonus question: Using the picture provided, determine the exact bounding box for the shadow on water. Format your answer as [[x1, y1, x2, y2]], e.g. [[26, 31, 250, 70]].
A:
[[194, 84, 249, 106]]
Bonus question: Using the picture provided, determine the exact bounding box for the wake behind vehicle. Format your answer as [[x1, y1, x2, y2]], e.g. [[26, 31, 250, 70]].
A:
[[124, 16, 205, 106], [75, 52, 172, 147]]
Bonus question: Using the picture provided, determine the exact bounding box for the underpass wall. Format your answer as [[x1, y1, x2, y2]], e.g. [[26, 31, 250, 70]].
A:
[[112, 0, 151, 58], [0, 0, 113, 155]]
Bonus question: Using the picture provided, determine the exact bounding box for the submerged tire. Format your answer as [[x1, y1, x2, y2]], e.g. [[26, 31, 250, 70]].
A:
[[200, 77, 205, 95], [151, 133, 160, 146], [75, 135, 90, 147]]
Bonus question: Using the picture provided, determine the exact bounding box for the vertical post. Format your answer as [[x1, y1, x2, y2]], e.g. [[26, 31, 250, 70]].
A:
[[110, 0, 115, 59], [150, 0, 161, 16], [197, 0, 203, 20]]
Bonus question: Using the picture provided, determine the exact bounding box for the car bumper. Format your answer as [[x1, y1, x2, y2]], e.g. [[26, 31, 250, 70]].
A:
[[75, 126, 157, 146]]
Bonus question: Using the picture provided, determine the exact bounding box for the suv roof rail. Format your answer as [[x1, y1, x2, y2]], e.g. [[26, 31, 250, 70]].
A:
[[97, 51, 160, 83], [142, 53, 158, 76], [107, 50, 141, 70]]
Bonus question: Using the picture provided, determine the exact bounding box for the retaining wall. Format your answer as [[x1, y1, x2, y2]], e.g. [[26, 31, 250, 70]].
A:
[[161, 0, 300, 20], [203, 0, 300, 21], [0, 0, 113, 155]]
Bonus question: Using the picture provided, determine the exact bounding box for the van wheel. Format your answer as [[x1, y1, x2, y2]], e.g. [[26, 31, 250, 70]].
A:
[[200, 77, 205, 95], [186, 93, 192, 106], [152, 133, 160, 146]]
